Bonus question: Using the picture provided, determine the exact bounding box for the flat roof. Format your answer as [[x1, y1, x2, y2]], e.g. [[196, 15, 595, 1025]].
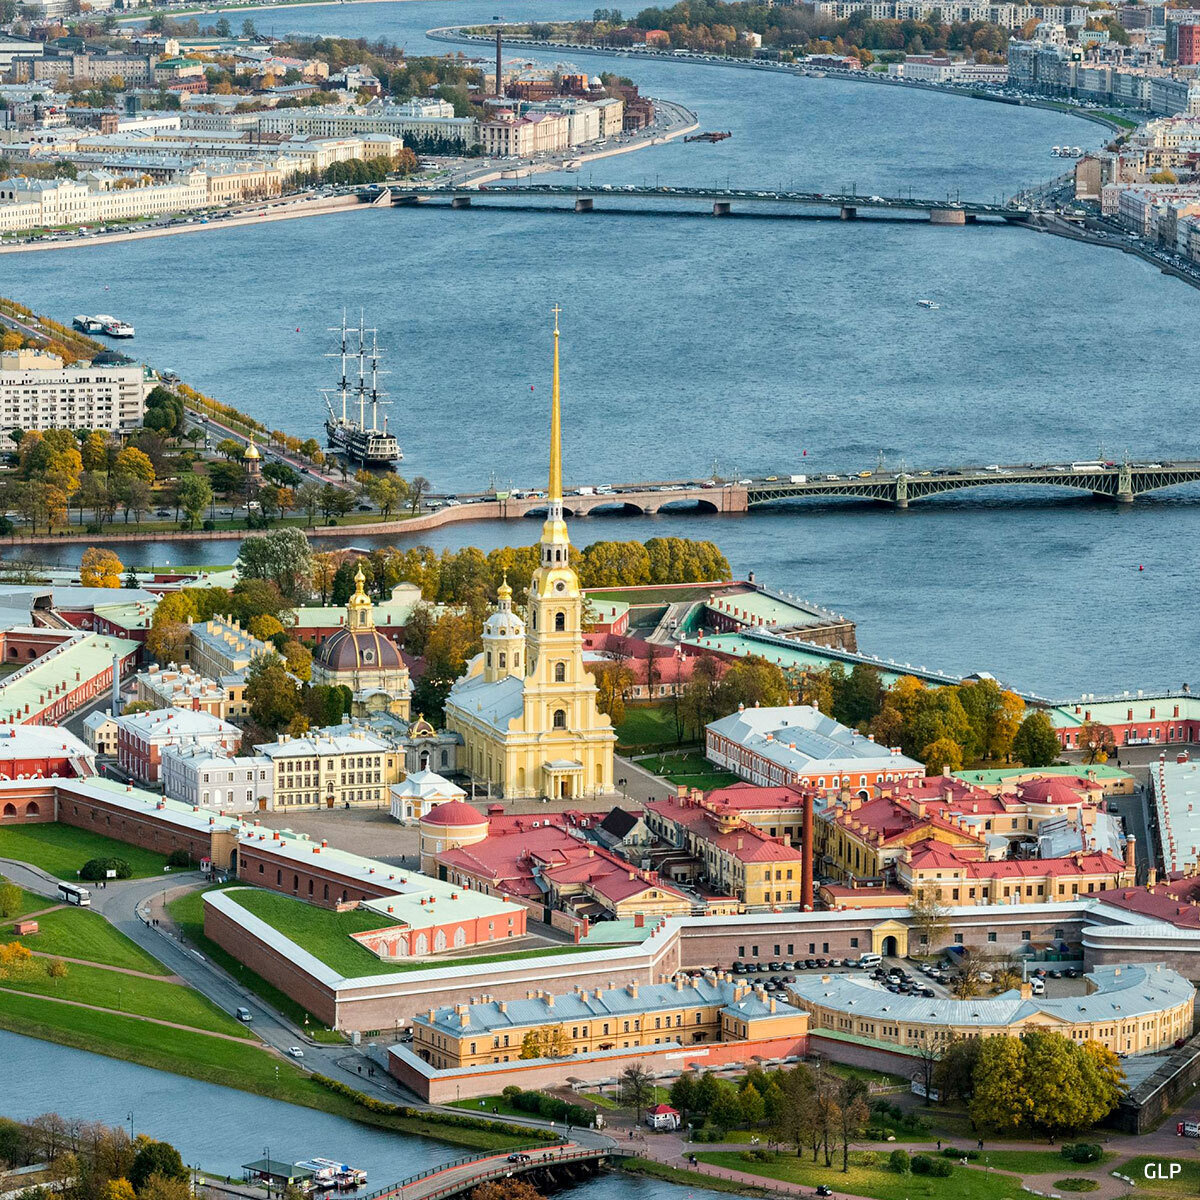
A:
[[956, 764, 1133, 785], [0, 633, 139, 725], [1151, 758, 1200, 874]]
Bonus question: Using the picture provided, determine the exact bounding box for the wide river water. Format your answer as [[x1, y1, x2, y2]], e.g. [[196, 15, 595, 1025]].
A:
[[9, 0, 1199, 697]]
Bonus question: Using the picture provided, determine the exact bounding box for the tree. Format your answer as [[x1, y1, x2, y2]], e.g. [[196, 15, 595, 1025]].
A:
[[833, 663, 884, 728], [969, 1035, 1029, 1131], [45, 958, 68, 982], [99, 1181, 137, 1200], [773, 1065, 815, 1156], [297, 481, 323, 526], [719, 655, 790, 713], [409, 475, 430, 514], [366, 473, 407, 519], [138, 1175, 190, 1200], [1011, 711, 1061, 768], [956, 678, 1024, 762], [518, 1025, 570, 1058], [836, 1077, 869, 1171], [921, 736, 963, 774], [216, 437, 243, 461], [146, 590, 198, 663], [236, 528, 314, 603], [951, 944, 987, 998], [248, 614, 285, 641], [244, 656, 298, 733], [907, 883, 950, 956], [470, 1181, 544, 1200], [934, 1035, 982, 1103], [113, 446, 155, 485], [282, 639, 312, 683], [175, 473, 212, 530], [710, 1081, 742, 1134], [0, 881, 21, 918], [592, 661, 633, 726], [79, 547, 123, 588], [668, 1072, 696, 1125], [738, 1081, 766, 1128], [129, 1142, 187, 1191], [618, 1063, 654, 1121], [1077, 719, 1116, 764]]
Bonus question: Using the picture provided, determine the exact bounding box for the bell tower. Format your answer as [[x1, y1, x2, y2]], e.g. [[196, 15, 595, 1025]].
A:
[[347, 564, 373, 631], [482, 574, 525, 683]]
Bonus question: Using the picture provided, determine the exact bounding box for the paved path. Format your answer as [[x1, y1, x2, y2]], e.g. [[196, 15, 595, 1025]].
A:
[[22, 949, 184, 982]]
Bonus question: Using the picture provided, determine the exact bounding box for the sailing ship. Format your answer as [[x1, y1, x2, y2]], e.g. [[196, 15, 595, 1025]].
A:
[[322, 312, 402, 468]]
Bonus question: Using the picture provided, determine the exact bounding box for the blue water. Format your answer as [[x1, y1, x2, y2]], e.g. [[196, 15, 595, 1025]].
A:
[[7, 0, 1197, 696]]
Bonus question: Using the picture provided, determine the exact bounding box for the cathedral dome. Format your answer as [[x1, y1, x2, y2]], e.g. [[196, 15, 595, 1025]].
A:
[[316, 626, 404, 672]]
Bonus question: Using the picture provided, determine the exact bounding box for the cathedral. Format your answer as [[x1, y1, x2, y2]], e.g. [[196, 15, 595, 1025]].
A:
[[444, 311, 616, 799], [311, 566, 412, 718]]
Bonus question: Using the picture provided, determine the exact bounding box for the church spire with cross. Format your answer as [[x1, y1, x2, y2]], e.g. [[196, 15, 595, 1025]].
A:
[[540, 303, 570, 567]]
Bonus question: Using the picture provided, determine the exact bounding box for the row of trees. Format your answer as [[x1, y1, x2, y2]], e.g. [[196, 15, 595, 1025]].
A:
[[0, 1113, 193, 1200], [799, 666, 1067, 772]]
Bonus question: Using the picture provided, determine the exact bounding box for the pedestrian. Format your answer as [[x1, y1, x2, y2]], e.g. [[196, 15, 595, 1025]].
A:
[[978, 1138, 984, 1151], [937, 1139, 941, 1151]]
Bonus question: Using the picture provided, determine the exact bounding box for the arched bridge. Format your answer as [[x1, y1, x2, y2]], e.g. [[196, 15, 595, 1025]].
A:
[[361, 1143, 630, 1200], [437, 460, 1200, 520], [385, 182, 1030, 225]]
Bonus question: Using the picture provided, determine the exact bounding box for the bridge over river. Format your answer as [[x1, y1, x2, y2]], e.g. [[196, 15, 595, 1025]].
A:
[[385, 183, 1031, 225], [442, 460, 1200, 518]]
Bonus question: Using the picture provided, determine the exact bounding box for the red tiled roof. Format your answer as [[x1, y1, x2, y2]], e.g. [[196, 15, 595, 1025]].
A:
[[1008, 776, 1103, 806], [906, 837, 1126, 879], [422, 800, 487, 827], [1099, 876, 1200, 928], [647, 797, 805, 863], [703, 782, 810, 812]]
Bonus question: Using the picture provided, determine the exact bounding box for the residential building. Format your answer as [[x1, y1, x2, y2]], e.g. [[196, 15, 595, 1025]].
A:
[[0, 348, 146, 432], [789, 964, 1193, 1057], [135, 661, 248, 720], [445, 325, 616, 800], [411, 972, 810, 1069], [82, 711, 118, 755], [115, 707, 241, 784], [161, 744, 274, 812], [254, 729, 400, 809], [478, 108, 570, 157], [705, 704, 925, 795], [256, 99, 477, 147], [187, 615, 277, 679]]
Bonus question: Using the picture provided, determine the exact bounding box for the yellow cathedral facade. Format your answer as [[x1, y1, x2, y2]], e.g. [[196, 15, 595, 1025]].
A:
[[444, 310, 616, 799]]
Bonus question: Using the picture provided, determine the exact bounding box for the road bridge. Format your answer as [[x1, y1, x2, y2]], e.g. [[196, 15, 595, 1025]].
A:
[[441, 460, 1200, 518], [361, 1144, 629, 1200], [386, 183, 1031, 225]]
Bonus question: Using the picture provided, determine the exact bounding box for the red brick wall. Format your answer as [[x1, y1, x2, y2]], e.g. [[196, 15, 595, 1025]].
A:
[[236, 839, 400, 908], [57, 786, 217, 863]]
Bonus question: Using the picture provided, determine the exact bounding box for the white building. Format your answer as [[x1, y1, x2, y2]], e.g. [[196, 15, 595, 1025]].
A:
[[0, 348, 146, 434], [256, 100, 477, 147], [161, 744, 274, 812], [82, 710, 119, 755], [115, 706, 242, 784], [254, 729, 399, 809], [389, 769, 466, 823]]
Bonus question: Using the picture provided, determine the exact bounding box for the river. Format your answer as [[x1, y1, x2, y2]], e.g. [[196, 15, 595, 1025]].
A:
[[6, 0, 1198, 697], [0, 1031, 714, 1200]]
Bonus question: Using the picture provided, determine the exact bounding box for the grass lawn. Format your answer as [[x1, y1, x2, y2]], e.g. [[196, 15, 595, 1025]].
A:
[[968, 1151, 1112, 1174], [620, 1157, 774, 1196], [168, 885, 343, 1042], [0, 824, 167, 880], [642, 751, 740, 791], [0, 880, 54, 919], [5, 907, 170, 975], [223, 888, 599, 979], [615, 705, 684, 750], [1117, 1157, 1200, 1199], [695, 1150, 1029, 1200], [0, 959, 251, 1037], [448, 1095, 528, 1119]]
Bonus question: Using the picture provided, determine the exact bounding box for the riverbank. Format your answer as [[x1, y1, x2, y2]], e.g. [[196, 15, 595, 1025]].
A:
[[426, 25, 1138, 135]]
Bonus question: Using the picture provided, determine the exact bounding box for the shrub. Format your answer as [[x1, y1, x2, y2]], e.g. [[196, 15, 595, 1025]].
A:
[[888, 1149, 910, 1174], [941, 1147, 979, 1160], [501, 1086, 521, 1101], [166, 849, 193, 868], [740, 1150, 778, 1163], [79, 857, 131, 881], [1061, 1144, 1102, 1164], [912, 1155, 934, 1175], [1055, 1179, 1100, 1192], [928, 1159, 953, 1177]]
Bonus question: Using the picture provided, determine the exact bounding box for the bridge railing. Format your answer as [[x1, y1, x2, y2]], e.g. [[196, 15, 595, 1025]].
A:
[[362, 1144, 627, 1200]]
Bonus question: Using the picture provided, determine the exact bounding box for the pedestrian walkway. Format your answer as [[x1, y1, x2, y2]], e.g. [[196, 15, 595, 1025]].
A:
[[22, 949, 184, 983]]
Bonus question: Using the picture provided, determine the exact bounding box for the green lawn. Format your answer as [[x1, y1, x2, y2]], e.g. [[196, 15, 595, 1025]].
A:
[[449, 1095, 528, 1119], [970, 1150, 1112, 1174], [615, 704, 684, 750], [168, 885, 343, 1042], [695, 1151, 1029, 1200], [0, 880, 53, 919], [0, 824, 168, 880], [0, 990, 539, 1152], [222, 888, 599, 979], [620, 1157, 774, 1196], [0, 959, 250, 1037], [642, 751, 740, 791], [1117, 1157, 1200, 1199], [5, 907, 171, 975]]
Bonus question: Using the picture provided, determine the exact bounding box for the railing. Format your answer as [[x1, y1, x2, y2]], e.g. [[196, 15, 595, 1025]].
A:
[[362, 1144, 627, 1200]]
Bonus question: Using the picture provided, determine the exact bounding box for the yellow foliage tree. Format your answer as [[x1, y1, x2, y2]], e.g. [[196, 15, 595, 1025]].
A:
[[80, 546, 124, 588]]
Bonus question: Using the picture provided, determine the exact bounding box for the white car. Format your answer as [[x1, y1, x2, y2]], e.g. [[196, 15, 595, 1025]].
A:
[[287, 1046, 305, 1058]]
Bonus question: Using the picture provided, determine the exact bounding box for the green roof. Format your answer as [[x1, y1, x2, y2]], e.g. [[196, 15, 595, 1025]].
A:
[[0, 633, 138, 724], [954, 764, 1133, 785], [1050, 694, 1200, 728], [682, 633, 918, 686], [93, 600, 155, 631]]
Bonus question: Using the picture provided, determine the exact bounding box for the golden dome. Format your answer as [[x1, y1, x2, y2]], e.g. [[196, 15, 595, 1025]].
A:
[[243, 439, 261, 461]]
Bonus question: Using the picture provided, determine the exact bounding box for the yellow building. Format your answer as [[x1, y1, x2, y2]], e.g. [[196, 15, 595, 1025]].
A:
[[445, 312, 615, 799], [789, 963, 1193, 1058], [413, 972, 810, 1069]]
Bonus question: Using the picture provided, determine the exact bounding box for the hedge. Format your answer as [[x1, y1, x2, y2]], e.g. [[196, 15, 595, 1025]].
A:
[[80, 857, 131, 881], [1061, 1144, 1102, 1164]]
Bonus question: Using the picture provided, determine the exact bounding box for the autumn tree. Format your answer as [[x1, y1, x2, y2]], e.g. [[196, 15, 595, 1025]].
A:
[[1077, 719, 1117, 764], [921, 736, 963, 775], [969, 1034, 1029, 1130], [836, 1077, 869, 1171], [0, 881, 22, 918], [518, 1025, 570, 1059], [244, 656, 298, 733], [79, 547, 123, 589], [956, 678, 1024, 762], [236, 528, 314, 603], [175, 473, 212, 530], [470, 1179, 546, 1200], [592, 661, 633, 725], [145, 590, 198, 663]]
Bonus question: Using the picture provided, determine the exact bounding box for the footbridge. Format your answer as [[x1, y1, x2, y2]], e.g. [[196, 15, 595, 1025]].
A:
[[360, 1143, 630, 1200], [386, 182, 1031, 225], [442, 460, 1200, 518]]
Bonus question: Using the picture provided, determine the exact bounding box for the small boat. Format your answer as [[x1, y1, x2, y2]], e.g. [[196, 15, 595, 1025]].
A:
[[73, 315, 104, 333], [94, 314, 134, 338], [296, 1159, 367, 1191], [916, 299, 940, 310]]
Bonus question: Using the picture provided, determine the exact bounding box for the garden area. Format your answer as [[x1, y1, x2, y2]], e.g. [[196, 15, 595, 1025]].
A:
[[0, 824, 168, 880]]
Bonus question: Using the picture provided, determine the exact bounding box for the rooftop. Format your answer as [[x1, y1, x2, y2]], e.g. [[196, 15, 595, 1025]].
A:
[[1151, 757, 1200, 874], [0, 632, 139, 726], [116, 707, 239, 740]]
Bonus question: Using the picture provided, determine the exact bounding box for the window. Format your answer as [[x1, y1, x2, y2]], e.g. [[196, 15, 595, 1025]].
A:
[[554, 662, 565, 682], [850, 936, 859, 948], [553, 709, 566, 730], [987, 932, 997, 943], [1021, 930, 1031, 941], [555, 611, 565, 632], [954, 933, 964, 944]]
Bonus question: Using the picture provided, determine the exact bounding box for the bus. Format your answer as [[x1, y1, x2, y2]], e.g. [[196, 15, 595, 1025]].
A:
[[57, 882, 91, 907]]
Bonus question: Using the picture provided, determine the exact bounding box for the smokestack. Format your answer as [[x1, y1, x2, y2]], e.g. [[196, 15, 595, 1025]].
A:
[[801, 791, 814, 910], [496, 29, 502, 99], [111, 652, 122, 716], [1125, 834, 1136, 871]]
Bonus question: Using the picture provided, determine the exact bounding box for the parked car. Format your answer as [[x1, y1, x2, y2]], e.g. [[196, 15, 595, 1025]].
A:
[[287, 1046, 304, 1058]]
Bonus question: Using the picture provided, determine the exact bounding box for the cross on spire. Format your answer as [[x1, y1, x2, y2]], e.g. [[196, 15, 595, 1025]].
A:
[[551, 303, 561, 331]]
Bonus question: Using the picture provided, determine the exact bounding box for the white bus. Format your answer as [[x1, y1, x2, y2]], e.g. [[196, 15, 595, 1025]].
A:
[[57, 882, 91, 907]]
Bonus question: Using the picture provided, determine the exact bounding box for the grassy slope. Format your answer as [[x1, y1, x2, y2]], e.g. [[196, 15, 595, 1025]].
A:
[[0, 824, 167, 879], [4, 907, 171, 975], [695, 1151, 1029, 1200], [0, 959, 251, 1037], [0, 990, 539, 1153], [0, 882, 52, 919], [1117, 1156, 1200, 1200]]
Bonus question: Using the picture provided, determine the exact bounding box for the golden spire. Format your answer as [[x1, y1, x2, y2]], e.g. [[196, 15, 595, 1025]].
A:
[[549, 303, 562, 503], [354, 564, 366, 595], [498, 570, 512, 604]]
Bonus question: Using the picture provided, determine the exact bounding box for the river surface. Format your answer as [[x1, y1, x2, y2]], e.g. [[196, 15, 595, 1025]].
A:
[[8, 0, 1199, 697], [0, 1031, 717, 1200]]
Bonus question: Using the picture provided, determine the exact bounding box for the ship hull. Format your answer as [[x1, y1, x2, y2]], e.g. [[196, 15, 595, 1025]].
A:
[[325, 418, 402, 466]]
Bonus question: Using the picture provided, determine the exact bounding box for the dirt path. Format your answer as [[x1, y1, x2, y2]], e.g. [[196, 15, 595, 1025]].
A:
[[23, 950, 185, 983]]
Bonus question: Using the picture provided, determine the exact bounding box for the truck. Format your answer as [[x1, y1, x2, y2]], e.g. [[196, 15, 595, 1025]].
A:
[[576, 486, 596, 495], [789, 474, 807, 484]]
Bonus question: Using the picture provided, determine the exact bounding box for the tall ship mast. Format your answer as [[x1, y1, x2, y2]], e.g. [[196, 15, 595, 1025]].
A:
[[322, 311, 402, 468]]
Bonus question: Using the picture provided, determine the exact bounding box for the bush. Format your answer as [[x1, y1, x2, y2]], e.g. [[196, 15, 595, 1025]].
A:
[[888, 1149, 910, 1175], [740, 1150, 778, 1163], [166, 849, 193, 868], [1061, 1144, 1102, 1164], [501, 1086, 521, 1101], [85, 522, 102, 534], [928, 1159, 953, 1177], [941, 1147, 979, 1160], [912, 1155, 934, 1175], [79, 857, 131, 881]]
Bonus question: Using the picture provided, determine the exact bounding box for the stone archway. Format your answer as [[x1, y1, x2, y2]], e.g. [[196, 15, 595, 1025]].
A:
[[871, 920, 909, 959]]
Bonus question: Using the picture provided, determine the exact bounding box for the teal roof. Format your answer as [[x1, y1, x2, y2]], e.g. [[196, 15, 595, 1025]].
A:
[[1050, 694, 1200, 728], [955, 764, 1133, 785], [0, 633, 138, 724]]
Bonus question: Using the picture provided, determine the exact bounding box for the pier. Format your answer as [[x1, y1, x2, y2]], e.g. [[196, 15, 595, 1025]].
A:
[[385, 183, 1029, 225]]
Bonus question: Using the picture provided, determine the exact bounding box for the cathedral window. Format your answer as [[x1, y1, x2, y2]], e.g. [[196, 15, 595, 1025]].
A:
[[499, 652, 506, 668], [553, 709, 566, 729], [514, 652, 520, 668], [555, 612, 566, 632], [554, 662, 565, 682], [486, 652, 492, 667]]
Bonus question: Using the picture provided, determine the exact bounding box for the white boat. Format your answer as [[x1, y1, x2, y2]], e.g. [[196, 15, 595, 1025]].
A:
[[93, 314, 134, 338], [916, 299, 940, 310], [73, 314, 104, 333]]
